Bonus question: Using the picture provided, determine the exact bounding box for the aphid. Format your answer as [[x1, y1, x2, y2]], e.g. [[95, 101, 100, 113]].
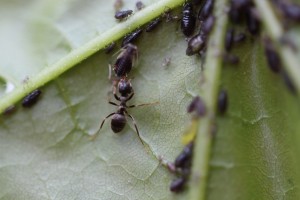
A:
[[218, 89, 228, 114], [104, 42, 116, 54], [22, 89, 42, 108], [200, 15, 215, 34], [198, 0, 214, 21], [114, 10, 133, 20], [121, 28, 143, 47], [162, 57, 171, 68], [181, 3, 196, 37], [187, 96, 206, 118], [264, 39, 281, 73], [136, 1, 144, 10], [223, 53, 240, 65], [279, 2, 300, 22], [225, 28, 234, 52], [234, 32, 246, 43], [245, 7, 260, 35], [174, 142, 193, 169], [186, 33, 206, 56], [145, 18, 162, 32], [114, 43, 138, 78], [114, 0, 123, 11], [2, 105, 16, 115], [170, 177, 186, 193]]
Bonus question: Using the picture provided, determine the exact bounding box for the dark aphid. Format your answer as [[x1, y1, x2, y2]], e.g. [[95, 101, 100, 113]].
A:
[[114, 43, 138, 78], [282, 71, 296, 94], [121, 28, 143, 47], [2, 105, 16, 115], [198, 0, 214, 21], [187, 96, 206, 117], [280, 3, 300, 22], [264, 40, 281, 73], [245, 7, 260, 35], [218, 89, 228, 114], [114, 0, 123, 11], [22, 89, 42, 108], [174, 142, 194, 169], [225, 28, 234, 52], [234, 32, 246, 43], [223, 53, 240, 65], [181, 3, 196, 37], [136, 1, 144, 10], [229, 0, 252, 24], [200, 15, 215, 34], [104, 42, 116, 54], [115, 10, 133, 20], [186, 33, 206, 56], [145, 18, 162, 32], [170, 177, 186, 193]]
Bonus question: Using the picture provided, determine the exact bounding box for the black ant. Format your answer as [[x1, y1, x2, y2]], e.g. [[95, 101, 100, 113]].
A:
[[92, 78, 155, 146]]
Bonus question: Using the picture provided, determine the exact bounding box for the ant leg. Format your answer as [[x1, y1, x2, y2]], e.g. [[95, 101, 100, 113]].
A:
[[128, 101, 159, 108], [126, 92, 134, 101], [90, 112, 115, 140], [109, 101, 119, 106], [125, 112, 145, 147]]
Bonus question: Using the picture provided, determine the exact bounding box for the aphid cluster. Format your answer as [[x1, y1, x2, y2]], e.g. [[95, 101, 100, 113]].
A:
[[183, 0, 215, 56], [168, 142, 194, 193]]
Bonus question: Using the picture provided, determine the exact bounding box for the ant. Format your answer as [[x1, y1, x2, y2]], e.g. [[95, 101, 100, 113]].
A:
[[91, 78, 155, 146]]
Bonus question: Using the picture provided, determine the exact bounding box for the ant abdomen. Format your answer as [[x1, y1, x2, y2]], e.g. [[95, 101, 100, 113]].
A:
[[111, 114, 127, 133]]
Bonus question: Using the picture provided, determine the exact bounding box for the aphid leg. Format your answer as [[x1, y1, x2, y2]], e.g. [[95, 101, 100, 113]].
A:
[[125, 112, 145, 147], [90, 113, 115, 140]]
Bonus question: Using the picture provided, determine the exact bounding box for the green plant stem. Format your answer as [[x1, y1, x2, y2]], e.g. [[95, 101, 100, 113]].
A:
[[254, 0, 300, 95], [0, 0, 185, 113], [188, 0, 229, 199]]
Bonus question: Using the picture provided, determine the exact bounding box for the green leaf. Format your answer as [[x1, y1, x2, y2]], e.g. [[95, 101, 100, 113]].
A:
[[1, 0, 300, 200]]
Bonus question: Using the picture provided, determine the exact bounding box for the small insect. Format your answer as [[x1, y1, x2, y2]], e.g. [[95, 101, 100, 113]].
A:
[[92, 79, 154, 146], [225, 28, 234, 52], [104, 42, 116, 54], [200, 15, 215, 34], [229, 0, 252, 24], [187, 96, 206, 118], [114, 10, 133, 20], [186, 33, 206, 56], [174, 142, 193, 169], [198, 0, 214, 21], [234, 32, 246, 43], [170, 177, 186, 193], [278, 2, 300, 22], [264, 39, 281, 73], [2, 105, 16, 115], [145, 18, 162, 32], [136, 1, 144, 10], [22, 89, 42, 108], [218, 89, 228, 114], [121, 28, 143, 47], [114, 43, 138, 78], [245, 7, 260, 35], [162, 56, 171, 68], [114, 0, 123, 11], [181, 3, 196, 37], [163, 8, 179, 22]]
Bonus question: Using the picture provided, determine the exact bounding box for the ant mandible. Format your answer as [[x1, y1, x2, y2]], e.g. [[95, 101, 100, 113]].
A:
[[91, 78, 152, 146]]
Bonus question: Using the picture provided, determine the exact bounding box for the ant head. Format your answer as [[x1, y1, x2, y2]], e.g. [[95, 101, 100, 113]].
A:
[[118, 78, 133, 96]]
